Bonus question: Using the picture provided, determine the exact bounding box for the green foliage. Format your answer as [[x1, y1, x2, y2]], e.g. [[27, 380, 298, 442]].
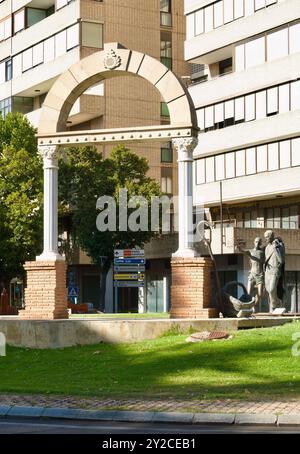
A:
[[59, 144, 162, 269], [0, 112, 37, 155], [0, 113, 43, 279]]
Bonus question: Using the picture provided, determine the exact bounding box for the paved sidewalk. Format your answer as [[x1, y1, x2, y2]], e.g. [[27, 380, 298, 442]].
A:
[[1, 394, 300, 415]]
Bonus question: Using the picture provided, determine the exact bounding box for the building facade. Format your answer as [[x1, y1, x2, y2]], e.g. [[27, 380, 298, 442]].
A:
[[0, 0, 190, 312], [185, 0, 300, 311]]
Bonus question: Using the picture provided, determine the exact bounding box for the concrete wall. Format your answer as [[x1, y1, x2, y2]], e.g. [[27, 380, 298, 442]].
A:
[[0, 317, 296, 348], [0, 318, 238, 348]]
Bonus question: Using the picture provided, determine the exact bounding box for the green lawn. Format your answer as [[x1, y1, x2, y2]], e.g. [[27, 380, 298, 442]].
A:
[[0, 322, 300, 401]]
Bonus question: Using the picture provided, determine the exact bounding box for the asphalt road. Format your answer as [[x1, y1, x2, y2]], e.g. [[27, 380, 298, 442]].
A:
[[0, 418, 299, 434]]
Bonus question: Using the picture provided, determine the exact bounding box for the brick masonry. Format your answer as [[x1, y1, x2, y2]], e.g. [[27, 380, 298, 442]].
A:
[[19, 261, 69, 320], [170, 257, 219, 319]]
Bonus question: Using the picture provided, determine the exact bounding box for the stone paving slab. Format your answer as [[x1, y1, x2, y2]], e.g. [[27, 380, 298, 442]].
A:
[[1, 394, 300, 418]]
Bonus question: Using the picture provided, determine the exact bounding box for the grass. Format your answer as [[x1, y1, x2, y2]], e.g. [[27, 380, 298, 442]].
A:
[[0, 322, 300, 401], [70, 313, 170, 319]]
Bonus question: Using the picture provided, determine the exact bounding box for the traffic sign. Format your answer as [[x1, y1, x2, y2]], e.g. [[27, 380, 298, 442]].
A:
[[68, 287, 79, 297], [114, 258, 146, 265], [114, 249, 145, 258], [114, 265, 146, 273], [114, 274, 145, 281]]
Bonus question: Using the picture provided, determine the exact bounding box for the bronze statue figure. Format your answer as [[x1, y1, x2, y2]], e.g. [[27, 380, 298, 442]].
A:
[[237, 237, 265, 307], [264, 230, 286, 311]]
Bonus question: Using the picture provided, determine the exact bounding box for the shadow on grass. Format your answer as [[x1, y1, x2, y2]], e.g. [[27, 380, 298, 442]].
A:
[[0, 324, 299, 400]]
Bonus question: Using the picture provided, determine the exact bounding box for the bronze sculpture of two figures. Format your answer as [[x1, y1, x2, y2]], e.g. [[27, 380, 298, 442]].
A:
[[237, 230, 286, 312]]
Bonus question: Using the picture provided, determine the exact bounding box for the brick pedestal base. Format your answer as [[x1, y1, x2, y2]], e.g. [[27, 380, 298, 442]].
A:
[[19, 261, 69, 320], [170, 257, 219, 319]]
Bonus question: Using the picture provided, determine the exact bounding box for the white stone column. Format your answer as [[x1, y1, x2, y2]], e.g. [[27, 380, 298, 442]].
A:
[[172, 137, 198, 258], [37, 145, 64, 261]]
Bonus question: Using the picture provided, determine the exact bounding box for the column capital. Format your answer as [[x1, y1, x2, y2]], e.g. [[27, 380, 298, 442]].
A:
[[172, 137, 198, 162], [38, 145, 61, 169], [38, 145, 61, 160]]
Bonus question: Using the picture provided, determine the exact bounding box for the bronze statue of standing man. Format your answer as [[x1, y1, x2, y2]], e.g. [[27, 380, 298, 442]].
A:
[[237, 237, 265, 307], [264, 230, 286, 311]]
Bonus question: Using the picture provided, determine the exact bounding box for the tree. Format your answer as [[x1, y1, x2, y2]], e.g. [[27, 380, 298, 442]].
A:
[[59, 145, 162, 310], [0, 113, 43, 283]]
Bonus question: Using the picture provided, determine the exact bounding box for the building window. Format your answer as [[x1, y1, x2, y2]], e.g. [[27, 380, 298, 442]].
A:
[[0, 97, 12, 117], [225, 205, 299, 230], [219, 58, 232, 76], [161, 143, 173, 163], [12, 96, 34, 114], [0, 17, 12, 42], [198, 77, 300, 133], [160, 0, 172, 27], [0, 96, 34, 118], [13, 9, 25, 34], [267, 27, 289, 62], [13, 23, 81, 76], [26, 6, 54, 28], [235, 20, 300, 72], [5, 59, 12, 81], [161, 177, 172, 194], [81, 21, 103, 49], [160, 31, 172, 69], [187, 0, 278, 39], [195, 137, 300, 185], [161, 102, 170, 118]]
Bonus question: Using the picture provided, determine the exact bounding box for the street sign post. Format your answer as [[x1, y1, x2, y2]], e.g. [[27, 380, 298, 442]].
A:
[[68, 287, 79, 305], [113, 249, 146, 312]]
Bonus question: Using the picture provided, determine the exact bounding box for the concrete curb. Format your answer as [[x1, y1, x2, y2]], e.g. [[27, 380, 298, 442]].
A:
[[0, 405, 300, 426], [235, 413, 278, 426]]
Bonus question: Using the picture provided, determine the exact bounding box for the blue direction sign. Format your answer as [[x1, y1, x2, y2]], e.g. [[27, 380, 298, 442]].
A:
[[114, 258, 145, 265], [114, 265, 146, 273]]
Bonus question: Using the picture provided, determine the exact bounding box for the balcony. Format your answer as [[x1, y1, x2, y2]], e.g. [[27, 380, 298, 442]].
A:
[[193, 166, 300, 206], [11, 46, 80, 98], [193, 110, 300, 157], [185, 0, 298, 63], [12, 0, 80, 55], [204, 227, 300, 256], [26, 92, 105, 128], [189, 50, 300, 110]]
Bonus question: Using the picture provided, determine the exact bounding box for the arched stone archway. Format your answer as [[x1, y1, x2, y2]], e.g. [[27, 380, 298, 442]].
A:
[[19, 43, 217, 321], [38, 42, 197, 136]]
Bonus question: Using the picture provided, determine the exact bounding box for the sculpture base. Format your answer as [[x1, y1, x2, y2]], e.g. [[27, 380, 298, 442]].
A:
[[170, 257, 219, 319], [19, 260, 69, 320]]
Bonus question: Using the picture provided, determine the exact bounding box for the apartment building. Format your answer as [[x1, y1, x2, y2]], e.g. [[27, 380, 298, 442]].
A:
[[0, 0, 190, 312], [185, 0, 300, 312]]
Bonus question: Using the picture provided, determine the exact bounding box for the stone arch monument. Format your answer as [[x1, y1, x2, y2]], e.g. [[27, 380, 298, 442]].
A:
[[20, 43, 217, 320]]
